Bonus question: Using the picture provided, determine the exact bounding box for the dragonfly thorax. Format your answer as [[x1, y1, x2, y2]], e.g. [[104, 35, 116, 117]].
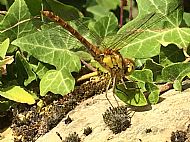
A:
[[102, 50, 135, 79]]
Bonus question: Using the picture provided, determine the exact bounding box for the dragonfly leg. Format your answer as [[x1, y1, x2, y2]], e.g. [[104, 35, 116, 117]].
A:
[[105, 78, 114, 108], [121, 78, 140, 92], [112, 76, 119, 106], [121, 78, 128, 90]]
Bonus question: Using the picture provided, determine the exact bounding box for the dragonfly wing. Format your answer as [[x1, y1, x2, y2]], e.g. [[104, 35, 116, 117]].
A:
[[103, 12, 156, 51], [104, 3, 182, 52], [42, 24, 83, 50]]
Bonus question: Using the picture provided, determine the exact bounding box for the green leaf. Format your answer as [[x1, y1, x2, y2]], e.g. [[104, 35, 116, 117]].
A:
[[12, 26, 81, 72], [40, 70, 75, 96], [87, 0, 119, 18], [183, 12, 190, 27], [144, 59, 164, 82], [43, 0, 80, 21], [15, 52, 36, 86], [0, 0, 35, 41], [116, 69, 155, 106], [173, 80, 182, 91], [12, 25, 81, 96], [130, 69, 153, 82], [91, 13, 118, 38], [145, 82, 159, 104], [115, 81, 147, 106], [125, 28, 190, 59], [121, 69, 160, 105], [0, 38, 9, 59], [162, 62, 190, 90], [75, 51, 93, 61], [35, 62, 50, 79], [0, 0, 13, 10], [89, 13, 118, 46], [87, 5, 110, 19], [159, 45, 185, 67], [135, 58, 147, 68], [0, 85, 35, 104], [0, 101, 12, 112], [24, 0, 41, 16], [109, 0, 187, 59], [96, 0, 119, 10], [137, 0, 181, 17]]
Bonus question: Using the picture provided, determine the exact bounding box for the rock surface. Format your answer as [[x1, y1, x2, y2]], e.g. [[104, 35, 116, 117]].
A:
[[1, 88, 190, 142], [36, 88, 190, 142]]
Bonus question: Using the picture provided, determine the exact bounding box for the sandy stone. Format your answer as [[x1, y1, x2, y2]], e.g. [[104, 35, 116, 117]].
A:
[[36, 88, 190, 142], [1, 88, 190, 142]]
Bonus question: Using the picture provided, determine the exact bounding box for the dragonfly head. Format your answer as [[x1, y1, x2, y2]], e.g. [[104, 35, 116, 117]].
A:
[[123, 58, 135, 76]]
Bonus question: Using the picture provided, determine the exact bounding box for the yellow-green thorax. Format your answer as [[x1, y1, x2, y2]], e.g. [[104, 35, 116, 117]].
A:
[[101, 50, 135, 80]]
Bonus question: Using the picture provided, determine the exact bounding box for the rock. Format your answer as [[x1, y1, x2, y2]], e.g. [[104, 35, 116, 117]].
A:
[[36, 88, 190, 142]]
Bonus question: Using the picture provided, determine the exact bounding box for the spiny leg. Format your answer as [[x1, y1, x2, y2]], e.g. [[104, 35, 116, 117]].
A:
[[121, 78, 140, 91], [105, 77, 114, 108], [121, 78, 128, 90], [112, 75, 119, 106]]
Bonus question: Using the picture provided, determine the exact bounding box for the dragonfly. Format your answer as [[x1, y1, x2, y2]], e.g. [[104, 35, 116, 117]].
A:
[[41, 3, 181, 107]]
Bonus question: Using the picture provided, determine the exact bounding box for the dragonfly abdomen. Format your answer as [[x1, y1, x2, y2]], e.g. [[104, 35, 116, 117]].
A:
[[42, 11, 135, 79]]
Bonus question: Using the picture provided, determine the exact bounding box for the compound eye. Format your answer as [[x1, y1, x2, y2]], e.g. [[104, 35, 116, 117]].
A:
[[123, 58, 135, 75], [124, 62, 135, 75]]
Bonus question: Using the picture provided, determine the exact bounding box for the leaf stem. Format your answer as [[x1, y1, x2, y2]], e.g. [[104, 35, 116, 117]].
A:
[[159, 83, 173, 93], [129, 0, 133, 20], [119, 0, 126, 28], [77, 71, 98, 82], [81, 59, 97, 72]]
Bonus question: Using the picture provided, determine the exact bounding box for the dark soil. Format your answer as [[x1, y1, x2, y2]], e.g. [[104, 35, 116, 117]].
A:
[[9, 75, 109, 142]]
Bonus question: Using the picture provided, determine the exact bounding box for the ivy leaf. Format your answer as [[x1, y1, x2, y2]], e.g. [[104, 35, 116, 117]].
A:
[[131, 69, 153, 82], [0, 86, 35, 104], [130, 69, 154, 94], [75, 51, 93, 62], [120, 27, 190, 59], [96, 0, 119, 10], [12, 26, 81, 96], [15, 52, 36, 86], [123, 69, 160, 105], [135, 58, 147, 68], [0, 101, 12, 112], [144, 59, 164, 82], [87, 0, 119, 18], [159, 45, 185, 67], [24, 0, 41, 16], [162, 62, 190, 90], [0, 0, 35, 42], [40, 70, 75, 96], [137, 0, 181, 17], [12, 26, 81, 72], [89, 13, 118, 45], [43, 0, 80, 21], [115, 81, 147, 106], [0, 38, 10, 59], [109, 0, 189, 59], [183, 12, 190, 27], [145, 82, 159, 104], [115, 69, 157, 106], [87, 5, 110, 19], [35, 62, 51, 79]]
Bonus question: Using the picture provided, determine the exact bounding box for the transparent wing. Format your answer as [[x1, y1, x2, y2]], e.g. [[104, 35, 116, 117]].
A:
[[42, 23, 84, 50], [104, 3, 182, 51]]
